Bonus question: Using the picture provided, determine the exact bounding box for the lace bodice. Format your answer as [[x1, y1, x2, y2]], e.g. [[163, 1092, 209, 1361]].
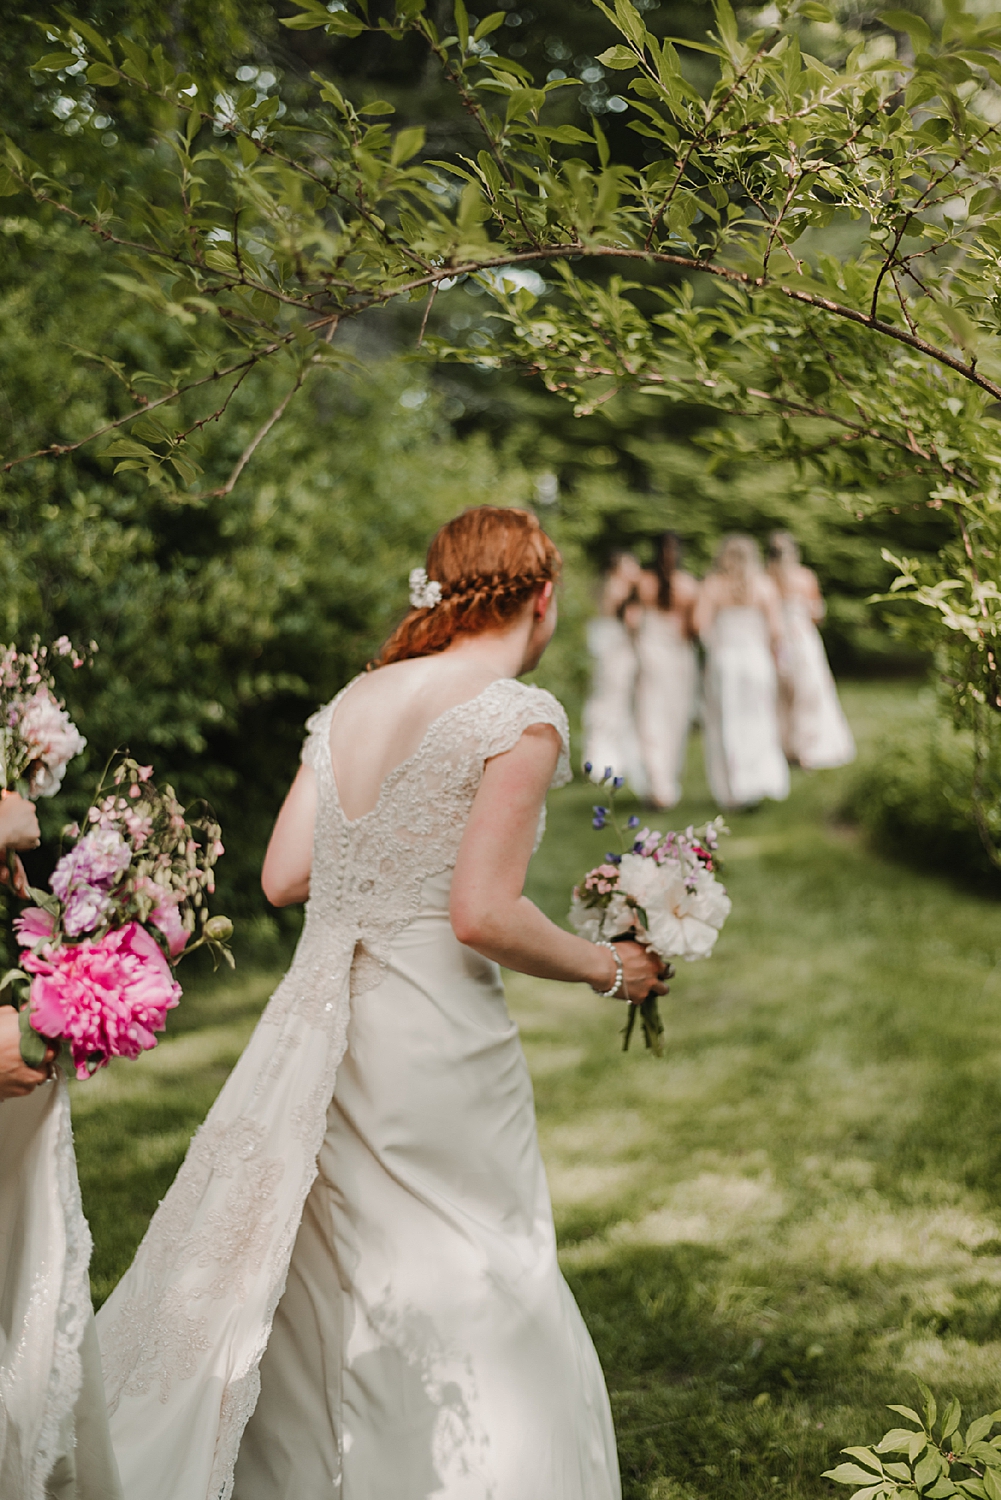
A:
[[297, 675, 570, 982]]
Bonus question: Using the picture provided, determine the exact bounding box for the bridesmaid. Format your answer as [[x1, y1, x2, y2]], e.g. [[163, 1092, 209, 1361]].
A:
[[582, 551, 647, 792], [695, 534, 790, 810], [634, 532, 699, 808], [0, 791, 123, 1500], [767, 531, 856, 770]]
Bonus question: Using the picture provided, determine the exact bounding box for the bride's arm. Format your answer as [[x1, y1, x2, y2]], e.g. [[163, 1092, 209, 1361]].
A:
[[450, 725, 665, 1000], [261, 765, 317, 906]]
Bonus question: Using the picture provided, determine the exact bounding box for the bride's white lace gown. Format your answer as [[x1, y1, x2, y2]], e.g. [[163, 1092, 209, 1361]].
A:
[[0, 1076, 123, 1500], [97, 677, 621, 1500]]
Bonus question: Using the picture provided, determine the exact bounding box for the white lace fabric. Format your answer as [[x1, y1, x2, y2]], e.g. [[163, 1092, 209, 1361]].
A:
[[0, 1074, 93, 1500], [97, 676, 570, 1500]]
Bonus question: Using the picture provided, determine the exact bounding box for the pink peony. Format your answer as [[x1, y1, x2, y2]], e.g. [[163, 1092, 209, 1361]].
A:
[[18, 921, 181, 1079], [18, 686, 87, 797]]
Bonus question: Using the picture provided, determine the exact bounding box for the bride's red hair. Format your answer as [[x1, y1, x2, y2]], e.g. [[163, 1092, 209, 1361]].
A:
[[374, 505, 561, 667]]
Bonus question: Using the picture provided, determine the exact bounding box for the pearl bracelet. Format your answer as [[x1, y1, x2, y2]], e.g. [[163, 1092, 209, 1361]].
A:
[[591, 940, 625, 1000]]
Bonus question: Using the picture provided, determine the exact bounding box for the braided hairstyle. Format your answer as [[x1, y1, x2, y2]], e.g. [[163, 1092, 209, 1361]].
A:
[[374, 505, 561, 667]]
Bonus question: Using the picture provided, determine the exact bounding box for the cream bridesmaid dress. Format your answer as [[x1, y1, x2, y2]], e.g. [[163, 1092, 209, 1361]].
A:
[[635, 610, 697, 808], [779, 598, 856, 769], [582, 617, 646, 793], [98, 677, 620, 1500], [0, 1075, 123, 1500], [702, 607, 790, 808]]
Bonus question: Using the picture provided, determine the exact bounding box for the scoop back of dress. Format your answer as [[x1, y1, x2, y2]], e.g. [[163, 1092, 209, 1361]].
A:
[[97, 677, 620, 1500]]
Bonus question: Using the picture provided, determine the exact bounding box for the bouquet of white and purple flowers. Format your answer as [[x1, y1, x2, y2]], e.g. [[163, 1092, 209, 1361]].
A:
[[2, 755, 234, 1079], [570, 767, 731, 1054], [0, 637, 93, 799]]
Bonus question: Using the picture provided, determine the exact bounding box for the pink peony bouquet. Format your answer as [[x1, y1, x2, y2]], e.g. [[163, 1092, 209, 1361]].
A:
[[0, 637, 93, 798], [570, 765, 730, 1055], [3, 755, 234, 1079]]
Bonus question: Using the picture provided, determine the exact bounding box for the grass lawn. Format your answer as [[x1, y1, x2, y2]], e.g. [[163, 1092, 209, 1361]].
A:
[[71, 679, 1001, 1498]]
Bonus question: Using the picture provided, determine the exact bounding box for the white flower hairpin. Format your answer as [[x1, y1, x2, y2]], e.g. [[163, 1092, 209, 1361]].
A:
[[409, 567, 442, 610]]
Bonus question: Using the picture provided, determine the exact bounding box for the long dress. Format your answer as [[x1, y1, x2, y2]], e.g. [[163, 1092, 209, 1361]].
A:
[[582, 617, 646, 793], [0, 1074, 123, 1500], [635, 609, 697, 807], [97, 677, 621, 1500], [779, 599, 856, 770], [702, 606, 790, 808]]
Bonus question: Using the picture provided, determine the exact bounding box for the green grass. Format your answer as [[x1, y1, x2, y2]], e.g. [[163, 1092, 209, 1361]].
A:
[[72, 680, 1001, 1498]]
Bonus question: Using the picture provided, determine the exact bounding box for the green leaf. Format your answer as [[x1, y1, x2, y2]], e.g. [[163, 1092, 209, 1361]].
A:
[[33, 51, 79, 71], [0, 168, 21, 196], [358, 99, 396, 115], [882, 8, 933, 50], [878, 1429, 929, 1453], [319, 7, 366, 32], [985, 1470, 1001, 1500], [798, 1, 833, 19], [86, 61, 121, 86], [474, 11, 505, 39], [59, 12, 115, 61], [597, 45, 639, 69], [915, 1453, 946, 1490], [19, 1005, 51, 1070], [543, 125, 595, 144], [824, 1464, 891, 1486], [391, 125, 425, 164], [593, 113, 610, 167], [454, 0, 469, 53], [887, 1407, 923, 1425], [104, 437, 157, 460], [943, 1398, 962, 1441], [237, 133, 258, 168], [279, 11, 332, 27]]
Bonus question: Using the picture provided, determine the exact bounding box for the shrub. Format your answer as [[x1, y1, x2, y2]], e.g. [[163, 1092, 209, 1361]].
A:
[[843, 716, 1001, 890]]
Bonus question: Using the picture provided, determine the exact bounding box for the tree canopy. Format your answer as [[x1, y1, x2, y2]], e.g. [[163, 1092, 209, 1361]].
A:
[[6, 0, 1001, 870]]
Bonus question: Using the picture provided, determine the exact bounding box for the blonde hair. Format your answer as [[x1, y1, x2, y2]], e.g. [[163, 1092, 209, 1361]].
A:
[[712, 534, 762, 606], [374, 506, 561, 666]]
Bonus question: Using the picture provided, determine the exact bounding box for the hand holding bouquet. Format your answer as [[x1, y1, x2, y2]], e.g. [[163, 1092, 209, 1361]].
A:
[[570, 768, 731, 1055], [3, 755, 234, 1079]]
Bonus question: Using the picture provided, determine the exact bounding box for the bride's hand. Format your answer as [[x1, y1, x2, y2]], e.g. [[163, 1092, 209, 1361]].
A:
[[610, 940, 672, 1004]]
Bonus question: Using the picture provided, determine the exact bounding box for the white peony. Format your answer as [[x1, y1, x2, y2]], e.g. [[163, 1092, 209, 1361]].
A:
[[617, 852, 731, 963]]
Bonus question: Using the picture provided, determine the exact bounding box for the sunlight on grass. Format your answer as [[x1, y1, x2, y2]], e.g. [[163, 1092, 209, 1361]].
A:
[[71, 681, 1001, 1497]]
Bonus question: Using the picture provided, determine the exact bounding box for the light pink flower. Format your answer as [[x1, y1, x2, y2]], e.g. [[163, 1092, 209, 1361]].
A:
[[150, 893, 189, 957], [17, 921, 181, 1079], [17, 686, 87, 798], [13, 906, 55, 944]]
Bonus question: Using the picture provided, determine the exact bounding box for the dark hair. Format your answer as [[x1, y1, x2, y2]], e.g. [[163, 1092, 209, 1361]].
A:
[[656, 531, 682, 611], [374, 505, 561, 666]]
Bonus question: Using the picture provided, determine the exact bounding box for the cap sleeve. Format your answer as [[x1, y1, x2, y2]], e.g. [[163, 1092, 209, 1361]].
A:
[[478, 681, 572, 790]]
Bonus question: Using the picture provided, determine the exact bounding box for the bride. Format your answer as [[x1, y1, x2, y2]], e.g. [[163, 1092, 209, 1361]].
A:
[[97, 505, 666, 1500]]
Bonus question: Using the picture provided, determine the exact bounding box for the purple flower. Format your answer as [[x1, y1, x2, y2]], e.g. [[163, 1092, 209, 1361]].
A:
[[592, 805, 608, 830], [583, 760, 593, 775], [627, 815, 640, 829], [612, 775, 625, 790], [605, 852, 622, 865], [51, 829, 131, 937], [603, 765, 614, 780]]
